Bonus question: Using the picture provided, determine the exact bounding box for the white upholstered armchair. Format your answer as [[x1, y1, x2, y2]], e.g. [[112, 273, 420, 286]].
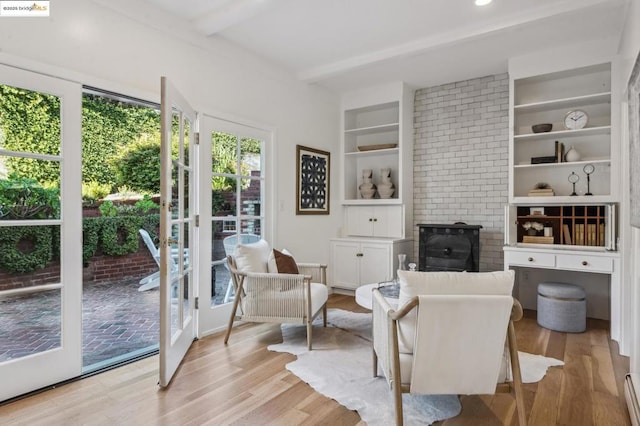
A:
[[372, 270, 525, 426], [224, 239, 328, 350]]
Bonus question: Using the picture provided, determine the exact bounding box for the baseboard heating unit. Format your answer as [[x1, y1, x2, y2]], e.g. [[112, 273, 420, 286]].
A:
[[626, 373, 640, 426]]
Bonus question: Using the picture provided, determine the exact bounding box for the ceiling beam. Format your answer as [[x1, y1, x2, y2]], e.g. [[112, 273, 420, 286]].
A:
[[298, 0, 624, 83], [193, 0, 285, 36]]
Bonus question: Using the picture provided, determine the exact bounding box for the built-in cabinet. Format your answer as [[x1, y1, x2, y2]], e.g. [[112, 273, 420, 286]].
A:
[[331, 82, 414, 291], [330, 238, 412, 290], [344, 205, 404, 238]]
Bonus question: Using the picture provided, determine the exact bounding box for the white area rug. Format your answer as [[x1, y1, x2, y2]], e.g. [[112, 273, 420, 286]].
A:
[[268, 309, 564, 425]]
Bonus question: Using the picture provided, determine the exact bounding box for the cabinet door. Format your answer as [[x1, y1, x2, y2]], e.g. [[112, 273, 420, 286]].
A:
[[360, 243, 392, 284], [372, 205, 404, 238], [331, 241, 360, 289], [345, 206, 374, 236]]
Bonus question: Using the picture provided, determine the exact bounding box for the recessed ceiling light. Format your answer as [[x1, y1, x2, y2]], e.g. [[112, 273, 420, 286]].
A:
[[475, 0, 492, 5]]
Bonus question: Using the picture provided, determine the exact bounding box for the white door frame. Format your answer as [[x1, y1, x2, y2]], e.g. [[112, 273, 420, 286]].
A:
[[197, 114, 272, 336], [158, 77, 197, 387]]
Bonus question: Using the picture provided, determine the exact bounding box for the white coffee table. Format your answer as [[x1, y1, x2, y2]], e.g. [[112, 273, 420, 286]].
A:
[[355, 282, 399, 310]]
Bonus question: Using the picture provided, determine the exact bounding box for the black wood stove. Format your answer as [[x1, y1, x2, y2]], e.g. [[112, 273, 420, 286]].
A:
[[417, 223, 482, 272]]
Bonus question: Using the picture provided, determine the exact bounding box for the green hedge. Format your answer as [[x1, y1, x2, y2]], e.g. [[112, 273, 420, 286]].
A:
[[0, 226, 53, 273], [100, 216, 142, 256], [0, 214, 161, 274], [82, 218, 101, 265]]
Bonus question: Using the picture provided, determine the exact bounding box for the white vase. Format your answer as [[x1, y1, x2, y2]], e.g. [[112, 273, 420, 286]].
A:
[[359, 169, 377, 199], [377, 168, 395, 199], [565, 146, 581, 162]]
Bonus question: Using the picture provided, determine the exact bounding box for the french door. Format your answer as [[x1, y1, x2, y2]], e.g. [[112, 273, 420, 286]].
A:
[[197, 115, 268, 335], [159, 79, 270, 382], [158, 77, 197, 386], [0, 65, 82, 401]]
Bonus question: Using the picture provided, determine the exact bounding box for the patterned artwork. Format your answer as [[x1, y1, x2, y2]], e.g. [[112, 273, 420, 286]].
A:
[[296, 145, 330, 214]]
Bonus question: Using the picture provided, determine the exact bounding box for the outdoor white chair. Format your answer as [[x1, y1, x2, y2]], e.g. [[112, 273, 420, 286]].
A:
[[372, 269, 525, 426], [138, 229, 187, 292], [221, 234, 260, 303], [224, 239, 328, 350]]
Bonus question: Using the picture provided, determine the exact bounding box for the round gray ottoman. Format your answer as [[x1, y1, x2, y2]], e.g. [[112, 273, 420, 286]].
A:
[[537, 282, 586, 333]]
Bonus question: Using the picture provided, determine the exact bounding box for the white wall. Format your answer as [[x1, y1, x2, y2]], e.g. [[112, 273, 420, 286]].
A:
[[618, 0, 640, 373], [0, 0, 342, 263]]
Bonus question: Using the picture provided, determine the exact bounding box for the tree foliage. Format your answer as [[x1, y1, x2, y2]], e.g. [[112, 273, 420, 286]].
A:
[[82, 94, 159, 187], [1, 86, 261, 205], [110, 134, 162, 193], [0, 175, 60, 219], [0, 85, 61, 182], [211, 132, 261, 190]]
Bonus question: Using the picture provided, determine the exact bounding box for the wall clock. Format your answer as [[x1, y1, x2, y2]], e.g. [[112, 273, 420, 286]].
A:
[[564, 110, 589, 130]]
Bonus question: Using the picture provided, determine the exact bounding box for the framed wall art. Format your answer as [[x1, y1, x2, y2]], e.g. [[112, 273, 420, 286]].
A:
[[296, 145, 330, 215]]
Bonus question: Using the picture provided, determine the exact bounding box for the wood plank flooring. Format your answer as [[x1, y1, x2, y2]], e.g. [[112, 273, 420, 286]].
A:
[[0, 294, 630, 425]]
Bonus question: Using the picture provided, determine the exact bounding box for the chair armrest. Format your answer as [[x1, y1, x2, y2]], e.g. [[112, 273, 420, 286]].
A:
[[296, 263, 327, 284], [372, 289, 395, 383], [511, 298, 523, 322]]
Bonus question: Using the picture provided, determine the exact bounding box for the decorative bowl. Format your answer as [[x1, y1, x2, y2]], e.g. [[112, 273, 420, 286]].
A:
[[532, 123, 553, 133]]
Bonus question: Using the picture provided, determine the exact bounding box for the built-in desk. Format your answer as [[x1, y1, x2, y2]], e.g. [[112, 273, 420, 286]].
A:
[[503, 245, 625, 355]]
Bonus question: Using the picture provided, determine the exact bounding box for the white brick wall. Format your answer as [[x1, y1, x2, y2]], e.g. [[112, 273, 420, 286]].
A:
[[413, 74, 509, 271]]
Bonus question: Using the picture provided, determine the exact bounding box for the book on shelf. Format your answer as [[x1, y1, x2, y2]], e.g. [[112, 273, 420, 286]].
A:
[[563, 224, 572, 245], [575, 224, 584, 245], [587, 223, 596, 246], [555, 140, 564, 163], [528, 188, 555, 196], [599, 223, 605, 246], [523, 235, 554, 244], [531, 156, 557, 164]]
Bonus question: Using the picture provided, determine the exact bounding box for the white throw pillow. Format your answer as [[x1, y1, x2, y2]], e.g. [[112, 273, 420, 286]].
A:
[[234, 239, 271, 273]]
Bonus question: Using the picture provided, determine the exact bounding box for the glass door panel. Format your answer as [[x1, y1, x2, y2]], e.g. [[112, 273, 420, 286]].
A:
[[0, 66, 82, 402]]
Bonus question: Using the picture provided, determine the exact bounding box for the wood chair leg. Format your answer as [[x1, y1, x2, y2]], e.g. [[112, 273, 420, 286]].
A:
[[323, 304, 327, 327], [507, 320, 527, 426], [393, 382, 404, 426], [224, 315, 234, 344], [224, 294, 242, 344], [307, 319, 313, 350], [373, 349, 378, 377]]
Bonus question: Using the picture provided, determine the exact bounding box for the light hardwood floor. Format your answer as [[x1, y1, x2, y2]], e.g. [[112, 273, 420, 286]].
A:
[[0, 294, 630, 425]]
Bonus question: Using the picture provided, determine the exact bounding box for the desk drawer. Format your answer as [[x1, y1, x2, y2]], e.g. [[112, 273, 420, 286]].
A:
[[556, 254, 613, 273], [507, 251, 555, 268]]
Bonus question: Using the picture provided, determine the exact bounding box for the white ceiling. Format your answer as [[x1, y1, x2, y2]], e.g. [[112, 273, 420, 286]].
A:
[[142, 0, 628, 93]]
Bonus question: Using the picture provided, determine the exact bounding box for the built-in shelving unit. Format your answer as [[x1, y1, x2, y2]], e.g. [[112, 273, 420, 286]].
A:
[[332, 82, 414, 291], [504, 55, 624, 357], [513, 205, 614, 249], [342, 101, 402, 203], [510, 63, 616, 204]]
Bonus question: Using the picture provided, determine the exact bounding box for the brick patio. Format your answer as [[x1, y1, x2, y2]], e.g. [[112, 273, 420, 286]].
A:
[[0, 264, 230, 369]]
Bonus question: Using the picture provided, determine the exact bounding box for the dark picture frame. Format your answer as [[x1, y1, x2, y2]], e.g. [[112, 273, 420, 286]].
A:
[[629, 51, 640, 228], [296, 145, 330, 215]]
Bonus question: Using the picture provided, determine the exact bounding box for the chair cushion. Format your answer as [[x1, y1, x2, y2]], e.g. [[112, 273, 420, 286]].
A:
[[396, 270, 515, 353], [234, 239, 271, 273], [267, 249, 299, 274]]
